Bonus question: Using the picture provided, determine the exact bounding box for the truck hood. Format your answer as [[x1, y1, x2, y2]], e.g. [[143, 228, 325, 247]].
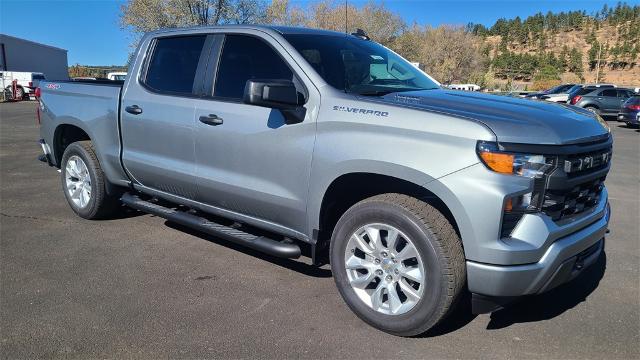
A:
[[375, 89, 609, 145]]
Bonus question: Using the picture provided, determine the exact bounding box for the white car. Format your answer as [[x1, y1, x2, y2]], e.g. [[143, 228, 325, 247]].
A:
[[107, 72, 127, 81], [541, 93, 572, 103], [0, 71, 46, 100]]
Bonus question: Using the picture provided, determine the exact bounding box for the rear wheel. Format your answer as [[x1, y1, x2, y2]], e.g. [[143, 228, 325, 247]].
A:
[[60, 141, 120, 219], [584, 106, 599, 115], [15, 86, 25, 100], [330, 193, 466, 336]]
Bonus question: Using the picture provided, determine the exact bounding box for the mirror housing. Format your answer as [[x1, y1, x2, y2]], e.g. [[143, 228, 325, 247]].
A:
[[243, 79, 306, 124]]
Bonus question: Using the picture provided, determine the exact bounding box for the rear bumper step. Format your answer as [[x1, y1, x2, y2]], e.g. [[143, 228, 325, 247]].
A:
[[121, 193, 301, 259]]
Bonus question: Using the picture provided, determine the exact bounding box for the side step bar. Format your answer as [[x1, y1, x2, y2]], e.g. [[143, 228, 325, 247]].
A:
[[121, 193, 301, 259]]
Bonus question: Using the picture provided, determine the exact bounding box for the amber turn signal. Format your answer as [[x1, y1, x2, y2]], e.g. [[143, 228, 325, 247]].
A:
[[479, 151, 514, 174]]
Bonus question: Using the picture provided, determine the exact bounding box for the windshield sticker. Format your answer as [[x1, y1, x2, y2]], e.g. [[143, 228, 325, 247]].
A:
[[333, 106, 389, 117]]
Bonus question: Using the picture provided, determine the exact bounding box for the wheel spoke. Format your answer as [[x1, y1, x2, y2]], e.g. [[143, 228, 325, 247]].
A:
[[351, 233, 374, 255], [399, 279, 421, 301], [71, 184, 82, 199], [81, 187, 91, 207], [365, 226, 382, 251], [401, 266, 423, 284], [386, 228, 400, 252], [387, 283, 402, 313], [345, 255, 371, 270], [370, 282, 385, 310], [396, 243, 418, 261], [350, 271, 376, 289], [67, 161, 79, 178]]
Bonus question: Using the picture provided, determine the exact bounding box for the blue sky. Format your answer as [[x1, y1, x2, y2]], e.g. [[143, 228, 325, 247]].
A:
[[0, 0, 630, 65]]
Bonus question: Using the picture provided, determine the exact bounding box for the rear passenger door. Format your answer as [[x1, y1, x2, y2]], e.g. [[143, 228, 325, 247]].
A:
[[598, 89, 619, 113], [192, 32, 319, 235], [121, 34, 212, 199]]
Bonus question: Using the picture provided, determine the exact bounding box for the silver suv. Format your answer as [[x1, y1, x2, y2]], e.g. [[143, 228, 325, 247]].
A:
[[37, 26, 611, 336]]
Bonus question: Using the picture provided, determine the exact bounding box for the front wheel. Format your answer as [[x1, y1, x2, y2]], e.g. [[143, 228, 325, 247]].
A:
[[60, 141, 120, 219], [330, 193, 466, 336]]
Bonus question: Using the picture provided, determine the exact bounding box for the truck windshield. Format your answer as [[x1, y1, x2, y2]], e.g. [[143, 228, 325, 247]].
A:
[[282, 34, 440, 96]]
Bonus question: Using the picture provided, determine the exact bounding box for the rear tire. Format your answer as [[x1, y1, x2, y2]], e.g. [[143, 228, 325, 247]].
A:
[[60, 141, 120, 219], [330, 193, 466, 336], [584, 106, 600, 115]]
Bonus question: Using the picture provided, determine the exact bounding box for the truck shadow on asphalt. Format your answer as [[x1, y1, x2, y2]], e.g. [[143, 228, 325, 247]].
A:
[[421, 252, 607, 336], [486, 252, 607, 330], [163, 221, 333, 278]]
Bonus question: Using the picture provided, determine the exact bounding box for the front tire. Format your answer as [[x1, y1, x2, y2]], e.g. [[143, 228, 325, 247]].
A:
[[330, 193, 466, 336], [60, 141, 120, 219]]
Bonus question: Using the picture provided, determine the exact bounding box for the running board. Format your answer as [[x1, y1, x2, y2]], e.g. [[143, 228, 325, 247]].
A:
[[121, 193, 301, 259]]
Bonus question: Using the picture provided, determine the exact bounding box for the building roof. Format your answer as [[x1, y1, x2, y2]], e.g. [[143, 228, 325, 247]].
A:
[[0, 33, 68, 52]]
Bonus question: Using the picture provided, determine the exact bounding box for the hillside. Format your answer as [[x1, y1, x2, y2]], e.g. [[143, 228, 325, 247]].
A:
[[471, 4, 640, 89], [485, 22, 639, 87]]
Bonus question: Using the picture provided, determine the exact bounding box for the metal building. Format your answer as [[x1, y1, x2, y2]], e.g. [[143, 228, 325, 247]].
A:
[[0, 34, 69, 80]]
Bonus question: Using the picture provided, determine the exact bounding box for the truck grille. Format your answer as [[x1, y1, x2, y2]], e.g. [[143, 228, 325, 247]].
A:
[[541, 177, 605, 222]]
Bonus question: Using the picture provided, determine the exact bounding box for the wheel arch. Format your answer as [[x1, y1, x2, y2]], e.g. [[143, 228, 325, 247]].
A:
[[53, 123, 91, 167], [311, 170, 464, 264]]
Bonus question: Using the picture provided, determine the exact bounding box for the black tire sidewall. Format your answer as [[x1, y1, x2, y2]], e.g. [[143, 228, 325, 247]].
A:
[[60, 143, 101, 219], [330, 200, 448, 336]]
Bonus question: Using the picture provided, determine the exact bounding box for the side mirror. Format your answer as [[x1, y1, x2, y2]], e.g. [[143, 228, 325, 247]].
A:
[[243, 79, 306, 124]]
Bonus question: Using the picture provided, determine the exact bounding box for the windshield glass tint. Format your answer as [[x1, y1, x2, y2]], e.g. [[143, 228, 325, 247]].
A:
[[282, 34, 439, 95]]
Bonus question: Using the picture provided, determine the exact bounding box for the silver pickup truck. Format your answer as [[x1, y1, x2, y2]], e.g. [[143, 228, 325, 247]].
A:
[[37, 25, 612, 336]]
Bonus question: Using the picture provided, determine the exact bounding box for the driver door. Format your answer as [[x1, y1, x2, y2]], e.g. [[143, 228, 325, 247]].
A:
[[192, 32, 318, 234]]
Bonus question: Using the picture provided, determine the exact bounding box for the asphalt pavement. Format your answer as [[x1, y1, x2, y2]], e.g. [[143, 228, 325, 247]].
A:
[[1, 101, 638, 358]]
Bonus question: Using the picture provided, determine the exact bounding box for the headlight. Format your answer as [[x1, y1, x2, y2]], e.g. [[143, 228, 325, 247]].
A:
[[595, 114, 610, 133], [476, 141, 554, 178]]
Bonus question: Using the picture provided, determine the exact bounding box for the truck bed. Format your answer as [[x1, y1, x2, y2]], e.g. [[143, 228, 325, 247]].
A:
[[38, 80, 128, 186]]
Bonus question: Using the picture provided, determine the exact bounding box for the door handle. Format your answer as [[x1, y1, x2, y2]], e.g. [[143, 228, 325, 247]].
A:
[[125, 105, 143, 115], [199, 114, 223, 126]]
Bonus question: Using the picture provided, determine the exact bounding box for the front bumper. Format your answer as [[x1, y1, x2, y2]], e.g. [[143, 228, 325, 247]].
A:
[[466, 195, 609, 297]]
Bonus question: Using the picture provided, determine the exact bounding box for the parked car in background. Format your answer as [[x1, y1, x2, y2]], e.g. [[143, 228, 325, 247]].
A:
[[618, 96, 640, 127], [107, 72, 127, 81], [570, 87, 635, 116], [565, 84, 617, 104], [447, 83, 480, 91], [540, 84, 583, 103], [525, 83, 576, 100], [1, 71, 46, 100]]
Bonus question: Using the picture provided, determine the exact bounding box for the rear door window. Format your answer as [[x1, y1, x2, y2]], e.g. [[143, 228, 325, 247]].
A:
[[144, 35, 207, 95], [600, 89, 617, 97]]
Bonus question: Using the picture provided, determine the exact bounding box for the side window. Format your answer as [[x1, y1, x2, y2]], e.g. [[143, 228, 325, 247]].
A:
[[144, 35, 206, 94], [214, 35, 293, 99], [600, 89, 617, 97], [617, 90, 631, 98]]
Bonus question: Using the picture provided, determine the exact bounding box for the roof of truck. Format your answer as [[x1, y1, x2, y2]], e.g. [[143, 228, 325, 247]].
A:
[[147, 25, 351, 37]]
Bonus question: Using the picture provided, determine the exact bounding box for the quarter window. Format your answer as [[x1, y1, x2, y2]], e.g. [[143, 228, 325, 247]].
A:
[[145, 35, 206, 94], [214, 35, 294, 99]]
